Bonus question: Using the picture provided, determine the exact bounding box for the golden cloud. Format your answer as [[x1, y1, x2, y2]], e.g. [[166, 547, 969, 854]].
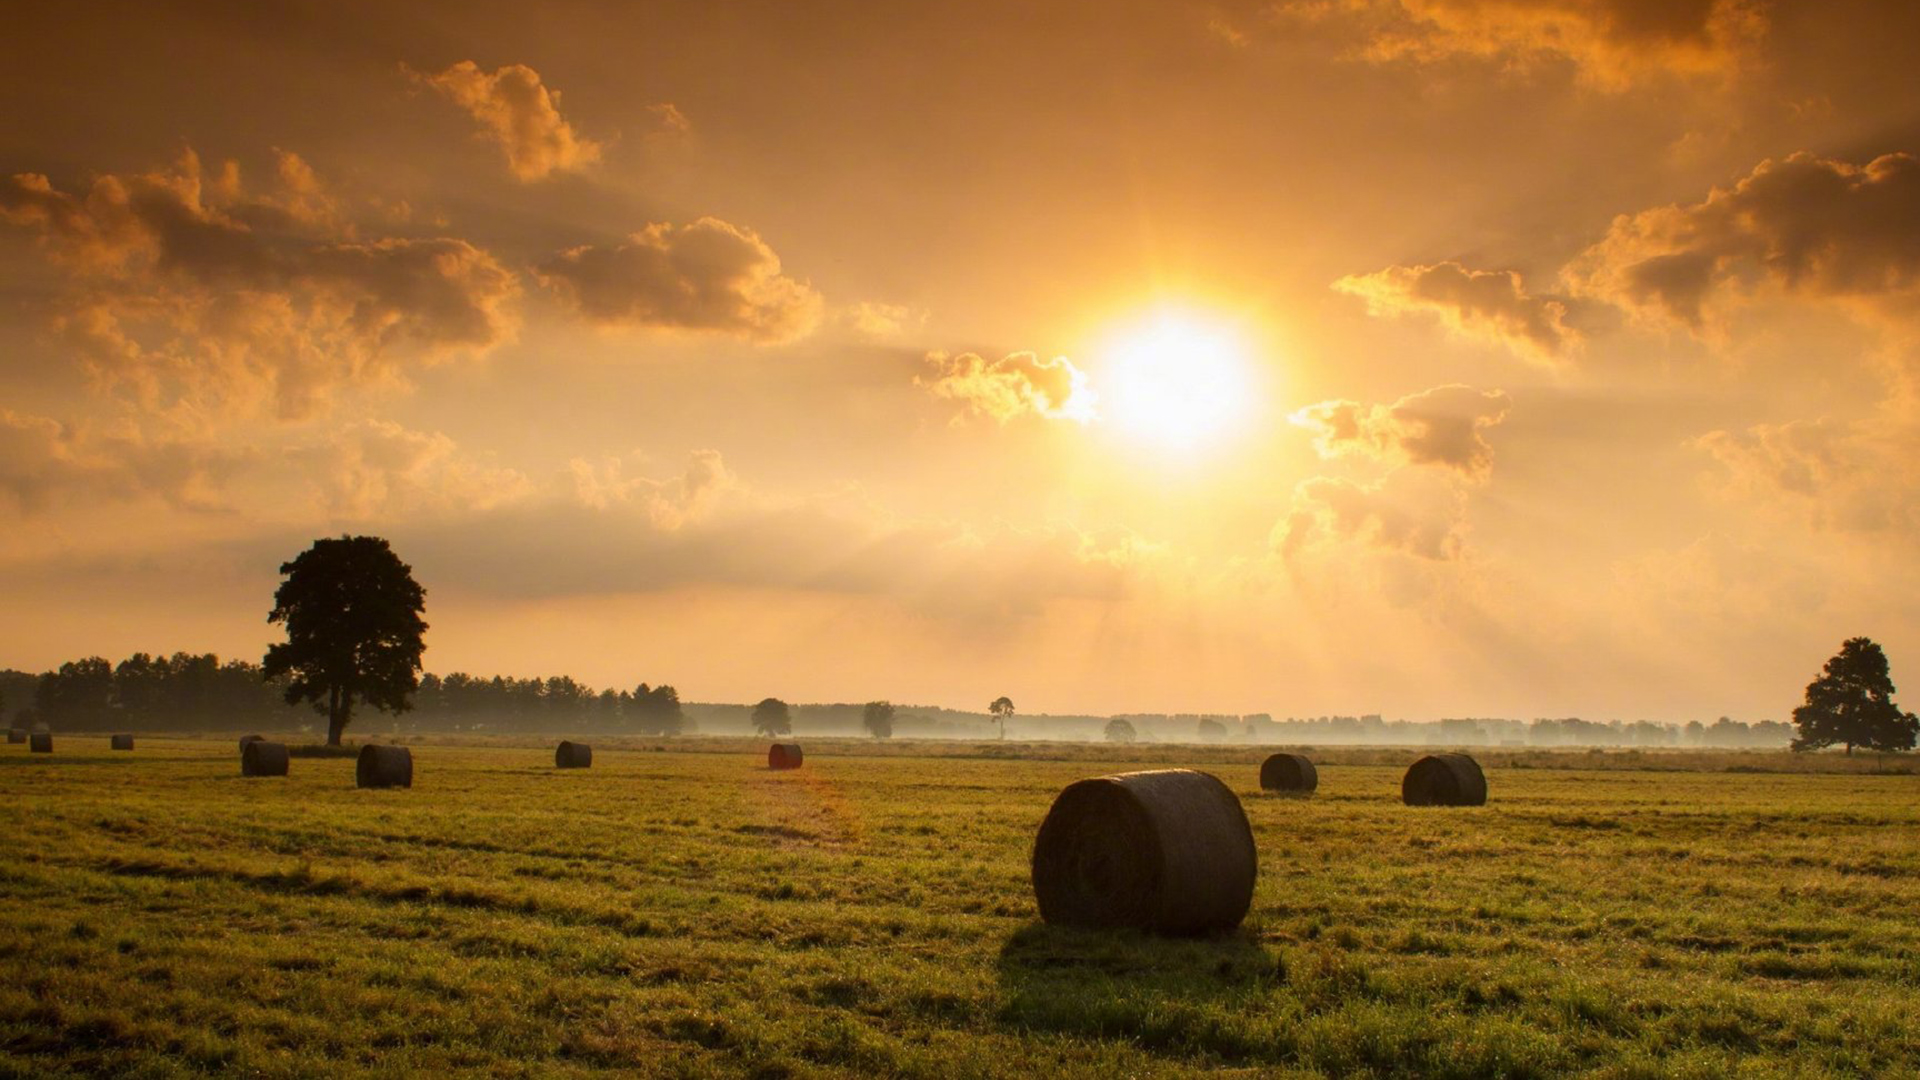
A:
[[918, 351, 1096, 423], [414, 61, 603, 181], [1334, 262, 1574, 363], [1293, 384, 1511, 478]]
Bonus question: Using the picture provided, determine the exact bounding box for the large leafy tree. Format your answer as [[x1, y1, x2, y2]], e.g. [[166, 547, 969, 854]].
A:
[[264, 536, 427, 746], [1791, 637, 1919, 754], [751, 697, 791, 737], [632, 683, 685, 735]]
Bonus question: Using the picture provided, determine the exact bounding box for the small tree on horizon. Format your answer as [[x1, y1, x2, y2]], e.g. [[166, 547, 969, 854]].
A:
[[863, 700, 895, 739], [264, 535, 427, 746], [752, 697, 792, 737], [1104, 717, 1136, 744], [989, 696, 1014, 740], [1791, 637, 1919, 755]]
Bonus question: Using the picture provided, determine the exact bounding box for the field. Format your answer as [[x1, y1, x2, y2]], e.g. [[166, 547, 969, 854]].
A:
[[2, 738, 1918, 1078]]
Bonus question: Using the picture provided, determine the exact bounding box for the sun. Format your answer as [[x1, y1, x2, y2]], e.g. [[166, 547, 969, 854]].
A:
[[1093, 308, 1259, 453]]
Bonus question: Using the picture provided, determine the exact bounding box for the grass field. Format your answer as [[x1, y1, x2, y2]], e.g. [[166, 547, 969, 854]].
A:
[[2, 738, 1917, 1078]]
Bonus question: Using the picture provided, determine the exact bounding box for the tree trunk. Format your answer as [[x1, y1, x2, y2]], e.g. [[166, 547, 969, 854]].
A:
[[326, 684, 351, 746], [1844, 742, 1852, 756]]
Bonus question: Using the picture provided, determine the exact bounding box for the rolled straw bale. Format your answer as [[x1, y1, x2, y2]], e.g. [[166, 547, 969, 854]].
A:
[[239, 734, 264, 753], [1030, 769, 1257, 935], [6, 729, 23, 744], [767, 742, 803, 770], [111, 734, 135, 751], [1259, 753, 1317, 794], [29, 733, 52, 754], [241, 740, 290, 777], [555, 740, 592, 769], [357, 744, 413, 789], [1401, 753, 1487, 807]]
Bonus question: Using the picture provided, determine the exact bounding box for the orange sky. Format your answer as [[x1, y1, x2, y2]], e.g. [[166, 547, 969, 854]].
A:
[[4, 0, 1920, 721]]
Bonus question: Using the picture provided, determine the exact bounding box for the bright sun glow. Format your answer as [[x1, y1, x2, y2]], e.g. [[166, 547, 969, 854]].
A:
[[1095, 309, 1258, 453]]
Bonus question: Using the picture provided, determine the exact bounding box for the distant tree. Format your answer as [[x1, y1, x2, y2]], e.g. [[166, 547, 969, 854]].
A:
[[264, 535, 428, 746], [36, 657, 115, 730], [752, 697, 791, 737], [863, 700, 895, 739], [1791, 637, 1919, 754], [1104, 718, 1136, 743], [632, 683, 685, 735], [989, 696, 1015, 740], [1197, 717, 1228, 742]]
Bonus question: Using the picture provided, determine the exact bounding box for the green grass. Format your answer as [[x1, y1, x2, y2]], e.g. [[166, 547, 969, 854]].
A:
[[2, 738, 1917, 1078]]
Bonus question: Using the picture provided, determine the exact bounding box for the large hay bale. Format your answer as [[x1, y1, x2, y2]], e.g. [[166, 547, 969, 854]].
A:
[[1259, 753, 1318, 794], [767, 742, 803, 770], [1030, 769, 1257, 936], [29, 733, 52, 754], [241, 740, 290, 777], [357, 744, 413, 789], [5, 729, 23, 744], [239, 734, 264, 753], [555, 740, 592, 769], [110, 734, 135, 751], [1401, 753, 1488, 807]]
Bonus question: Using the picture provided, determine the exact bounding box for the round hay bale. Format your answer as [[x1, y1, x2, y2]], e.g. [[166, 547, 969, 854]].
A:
[[239, 734, 264, 753], [1401, 753, 1487, 807], [357, 744, 413, 789], [110, 734, 135, 751], [1030, 768, 1257, 936], [767, 742, 803, 770], [6, 728, 24, 744], [1259, 753, 1317, 794], [555, 740, 592, 769], [29, 732, 53, 754], [241, 740, 290, 777]]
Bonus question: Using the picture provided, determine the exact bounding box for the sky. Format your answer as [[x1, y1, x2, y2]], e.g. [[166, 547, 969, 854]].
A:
[[3, 0, 1920, 721]]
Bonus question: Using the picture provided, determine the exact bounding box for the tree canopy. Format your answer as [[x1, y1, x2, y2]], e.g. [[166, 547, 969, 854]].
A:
[[989, 695, 1014, 739], [264, 535, 427, 746], [1790, 637, 1919, 754], [752, 697, 792, 737], [1104, 718, 1136, 743], [863, 700, 895, 739]]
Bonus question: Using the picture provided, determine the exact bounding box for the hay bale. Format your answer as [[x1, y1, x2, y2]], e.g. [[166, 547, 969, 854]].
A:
[[1401, 753, 1487, 806], [555, 740, 592, 769], [1030, 769, 1257, 935], [357, 744, 413, 789], [239, 734, 264, 753], [241, 740, 290, 777], [110, 734, 135, 751], [767, 742, 803, 770], [29, 732, 52, 754], [1259, 753, 1317, 794], [6, 729, 23, 744]]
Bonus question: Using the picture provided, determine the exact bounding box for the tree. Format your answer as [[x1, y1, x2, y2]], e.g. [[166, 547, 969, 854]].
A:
[[1104, 718, 1136, 743], [863, 700, 895, 739], [264, 535, 428, 746], [632, 683, 685, 735], [989, 696, 1014, 740], [1791, 637, 1919, 754], [1197, 717, 1228, 742], [752, 697, 791, 737]]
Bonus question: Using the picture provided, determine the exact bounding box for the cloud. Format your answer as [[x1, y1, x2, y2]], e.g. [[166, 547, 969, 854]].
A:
[[843, 300, 927, 340], [1293, 384, 1511, 477], [1334, 262, 1575, 362], [414, 61, 603, 181], [302, 419, 531, 520], [1696, 417, 1920, 536], [538, 218, 822, 343], [0, 150, 520, 418], [1275, 470, 1470, 561], [918, 351, 1097, 423], [561, 448, 735, 528], [1279, 0, 1766, 90], [1568, 152, 1920, 331], [0, 409, 245, 514]]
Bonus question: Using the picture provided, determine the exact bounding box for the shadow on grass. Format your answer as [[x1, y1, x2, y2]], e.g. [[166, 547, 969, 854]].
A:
[[996, 921, 1283, 1064]]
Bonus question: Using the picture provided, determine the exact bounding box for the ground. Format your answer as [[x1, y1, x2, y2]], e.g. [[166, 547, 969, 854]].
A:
[[2, 738, 1917, 1078]]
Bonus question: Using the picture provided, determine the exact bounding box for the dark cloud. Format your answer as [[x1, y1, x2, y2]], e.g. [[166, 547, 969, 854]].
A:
[[538, 218, 822, 343]]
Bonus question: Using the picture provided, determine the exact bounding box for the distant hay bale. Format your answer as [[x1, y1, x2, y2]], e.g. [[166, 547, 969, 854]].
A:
[[110, 734, 135, 751], [767, 743, 803, 770], [241, 740, 290, 777], [29, 733, 52, 754], [555, 740, 592, 769], [1401, 753, 1488, 807], [357, 744, 413, 789], [239, 734, 264, 753], [1030, 769, 1257, 936], [6, 729, 23, 744], [1259, 753, 1318, 794]]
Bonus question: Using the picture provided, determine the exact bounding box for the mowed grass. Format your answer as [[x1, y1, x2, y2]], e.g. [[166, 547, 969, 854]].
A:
[[2, 740, 1918, 1078]]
